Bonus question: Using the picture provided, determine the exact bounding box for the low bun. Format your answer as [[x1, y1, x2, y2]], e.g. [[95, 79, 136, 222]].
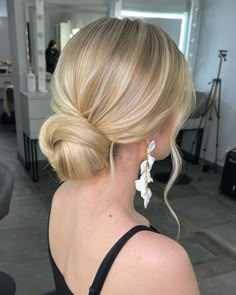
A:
[[39, 114, 111, 181]]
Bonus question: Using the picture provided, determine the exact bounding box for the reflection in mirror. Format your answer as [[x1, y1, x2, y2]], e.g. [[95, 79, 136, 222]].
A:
[[24, 1, 200, 89], [25, 2, 109, 81], [44, 6, 108, 52], [45, 40, 59, 74], [25, 2, 36, 70]]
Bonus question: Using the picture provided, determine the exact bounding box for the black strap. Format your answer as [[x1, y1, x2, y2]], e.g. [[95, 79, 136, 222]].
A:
[[89, 225, 159, 295]]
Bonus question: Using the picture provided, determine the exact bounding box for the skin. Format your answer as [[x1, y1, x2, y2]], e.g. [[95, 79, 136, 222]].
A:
[[49, 121, 200, 294]]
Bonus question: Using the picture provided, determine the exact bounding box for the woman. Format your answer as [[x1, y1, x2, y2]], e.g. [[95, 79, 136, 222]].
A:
[[45, 40, 60, 74], [39, 17, 200, 294]]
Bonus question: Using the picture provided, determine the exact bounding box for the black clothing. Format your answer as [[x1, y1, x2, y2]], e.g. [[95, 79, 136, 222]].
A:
[[48, 221, 159, 295], [45, 48, 59, 74]]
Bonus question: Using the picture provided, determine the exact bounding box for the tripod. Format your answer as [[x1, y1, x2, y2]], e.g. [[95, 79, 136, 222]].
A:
[[190, 50, 228, 180]]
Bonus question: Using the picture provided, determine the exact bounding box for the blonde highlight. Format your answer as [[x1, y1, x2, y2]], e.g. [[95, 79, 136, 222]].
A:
[[39, 17, 195, 237]]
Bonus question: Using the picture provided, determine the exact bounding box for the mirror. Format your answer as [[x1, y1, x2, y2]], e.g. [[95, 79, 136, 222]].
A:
[[44, 4, 108, 53], [24, 1, 200, 88], [120, 10, 189, 53], [25, 1, 109, 84]]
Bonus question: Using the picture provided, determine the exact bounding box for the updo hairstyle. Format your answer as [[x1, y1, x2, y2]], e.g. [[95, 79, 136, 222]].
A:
[[39, 17, 194, 182]]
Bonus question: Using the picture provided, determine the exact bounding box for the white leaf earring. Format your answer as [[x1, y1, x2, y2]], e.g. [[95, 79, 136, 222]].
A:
[[135, 140, 156, 209]]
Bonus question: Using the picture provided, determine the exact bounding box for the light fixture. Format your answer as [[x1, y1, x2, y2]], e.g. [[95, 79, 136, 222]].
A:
[[121, 10, 188, 53], [72, 28, 80, 35], [70, 28, 80, 38], [121, 10, 185, 20]]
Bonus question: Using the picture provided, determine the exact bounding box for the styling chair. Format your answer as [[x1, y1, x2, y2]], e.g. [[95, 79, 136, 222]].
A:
[[0, 162, 16, 295]]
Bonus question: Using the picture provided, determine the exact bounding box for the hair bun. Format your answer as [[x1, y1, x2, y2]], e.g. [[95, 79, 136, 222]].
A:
[[39, 114, 111, 180]]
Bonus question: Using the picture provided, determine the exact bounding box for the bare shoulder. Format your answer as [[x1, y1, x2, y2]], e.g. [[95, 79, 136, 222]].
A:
[[49, 181, 73, 235], [123, 230, 200, 295], [51, 181, 73, 211]]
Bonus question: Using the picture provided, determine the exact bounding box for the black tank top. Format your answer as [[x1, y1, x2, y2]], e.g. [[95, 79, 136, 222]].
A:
[[48, 221, 159, 295]]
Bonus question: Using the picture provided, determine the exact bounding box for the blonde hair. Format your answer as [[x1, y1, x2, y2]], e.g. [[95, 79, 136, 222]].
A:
[[39, 17, 195, 238]]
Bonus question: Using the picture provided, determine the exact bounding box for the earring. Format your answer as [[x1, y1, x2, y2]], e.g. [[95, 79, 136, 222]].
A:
[[135, 140, 156, 209]]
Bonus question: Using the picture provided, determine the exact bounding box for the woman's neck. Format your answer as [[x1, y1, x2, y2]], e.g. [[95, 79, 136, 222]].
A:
[[67, 143, 146, 225]]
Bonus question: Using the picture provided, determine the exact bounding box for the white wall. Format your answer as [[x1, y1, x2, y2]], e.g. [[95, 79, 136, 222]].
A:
[[0, 0, 10, 61], [69, 11, 107, 29], [194, 0, 236, 165], [0, 0, 7, 17], [0, 17, 11, 60], [44, 9, 64, 48], [144, 18, 182, 47]]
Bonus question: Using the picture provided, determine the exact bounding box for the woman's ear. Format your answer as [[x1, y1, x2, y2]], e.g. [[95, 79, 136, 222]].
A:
[[145, 135, 157, 146]]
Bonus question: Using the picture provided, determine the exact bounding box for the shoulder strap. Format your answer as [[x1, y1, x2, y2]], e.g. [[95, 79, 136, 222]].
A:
[[89, 225, 157, 295]]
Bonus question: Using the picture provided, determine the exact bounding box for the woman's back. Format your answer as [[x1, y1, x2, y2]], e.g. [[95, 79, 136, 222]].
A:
[[48, 181, 199, 295], [49, 180, 150, 294]]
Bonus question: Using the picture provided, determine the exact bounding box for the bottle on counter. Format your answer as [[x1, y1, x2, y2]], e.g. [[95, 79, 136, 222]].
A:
[[27, 68, 36, 92]]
